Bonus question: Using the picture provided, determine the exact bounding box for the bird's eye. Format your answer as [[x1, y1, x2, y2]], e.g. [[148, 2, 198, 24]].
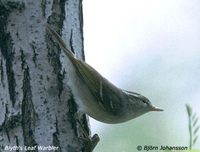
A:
[[142, 100, 145, 103], [141, 100, 147, 104]]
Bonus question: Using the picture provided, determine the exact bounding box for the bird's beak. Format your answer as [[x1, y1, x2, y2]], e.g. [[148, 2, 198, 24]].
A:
[[150, 106, 164, 111]]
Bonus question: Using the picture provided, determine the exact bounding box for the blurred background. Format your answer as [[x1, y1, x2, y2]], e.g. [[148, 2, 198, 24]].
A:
[[83, 0, 200, 151]]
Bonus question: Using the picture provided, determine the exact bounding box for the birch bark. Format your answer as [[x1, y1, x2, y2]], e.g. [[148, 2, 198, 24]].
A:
[[0, 0, 91, 151]]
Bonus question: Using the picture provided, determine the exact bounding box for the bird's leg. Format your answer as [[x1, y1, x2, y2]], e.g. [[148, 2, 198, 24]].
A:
[[74, 111, 100, 152], [84, 133, 100, 152]]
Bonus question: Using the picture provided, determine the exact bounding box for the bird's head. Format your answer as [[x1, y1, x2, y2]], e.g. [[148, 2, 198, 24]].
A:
[[122, 90, 163, 118]]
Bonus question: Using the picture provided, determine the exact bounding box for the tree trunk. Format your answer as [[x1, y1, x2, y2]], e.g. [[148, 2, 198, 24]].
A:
[[0, 0, 92, 151]]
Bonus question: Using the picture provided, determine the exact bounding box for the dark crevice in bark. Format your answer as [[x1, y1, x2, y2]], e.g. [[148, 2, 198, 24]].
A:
[[20, 49, 26, 69], [15, 135, 20, 152], [0, 58, 4, 87], [67, 94, 79, 136], [53, 117, 61, 152], [46, 0, 67, 100], [0, 6, 16, 107], [57, 70, 65, 99], [0, 113, 22, 144], [69, 29, 75, 54], [16, 31, 19, 39], [6, 129, 10, 143], [53, 133, 61, 152], [30, 41, 38, 67], [78, 0, 83, 34], [21, 66, 38, 150], [78, 0, 85, 61], [5, 103, 9, 114], [46, 37, 64, 99], [47, 0, 66, 28], [0, 114, 22, 132], [0, 3, 8, 80], [0, 1, 25, 11], [41, 0, 47, 18]]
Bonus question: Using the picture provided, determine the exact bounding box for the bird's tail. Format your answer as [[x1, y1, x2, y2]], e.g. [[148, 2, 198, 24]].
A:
[[46, 24, 75, 61]]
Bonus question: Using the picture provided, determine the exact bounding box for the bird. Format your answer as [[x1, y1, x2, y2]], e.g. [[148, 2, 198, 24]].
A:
[[46, 24, 163, 124]]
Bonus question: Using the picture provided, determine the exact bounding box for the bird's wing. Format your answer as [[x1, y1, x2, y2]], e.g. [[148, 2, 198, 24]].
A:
[[74, 60, 123, 113]]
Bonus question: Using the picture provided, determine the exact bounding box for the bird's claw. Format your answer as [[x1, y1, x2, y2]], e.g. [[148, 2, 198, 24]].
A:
[[74, 112, 100, 152]]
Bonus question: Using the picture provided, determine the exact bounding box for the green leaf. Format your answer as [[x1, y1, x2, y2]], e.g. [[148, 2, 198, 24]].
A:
[[193, 135, 199, 145], [193, 126, 200, 135], [186, 104, 192, 117], [192, 113, 197, 120], [193, 117, 199, 127]]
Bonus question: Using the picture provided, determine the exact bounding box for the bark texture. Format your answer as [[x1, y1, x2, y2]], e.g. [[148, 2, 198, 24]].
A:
[[0, 0, 90, 151]]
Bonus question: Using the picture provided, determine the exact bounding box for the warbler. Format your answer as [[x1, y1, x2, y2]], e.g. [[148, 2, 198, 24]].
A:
[[46, 25, 163, 124]]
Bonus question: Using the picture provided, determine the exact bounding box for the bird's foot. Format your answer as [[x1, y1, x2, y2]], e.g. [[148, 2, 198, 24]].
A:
[[74, 112, 100, 152], [82, 133, 100, 152]]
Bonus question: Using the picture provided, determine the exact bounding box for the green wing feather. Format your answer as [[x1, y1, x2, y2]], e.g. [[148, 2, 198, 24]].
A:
[[75, 60, 123, 113], [46, 25, 123, 113]]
